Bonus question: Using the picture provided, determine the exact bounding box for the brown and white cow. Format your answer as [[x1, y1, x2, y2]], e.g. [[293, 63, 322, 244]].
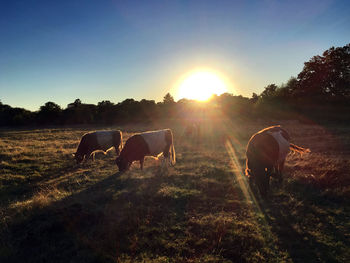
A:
[[74, 130, 123, 164], [245, 125, 309, 197], [115, 129, 176, 172]]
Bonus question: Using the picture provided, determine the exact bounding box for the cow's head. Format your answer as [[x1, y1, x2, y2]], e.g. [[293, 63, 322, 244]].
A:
[[251, 167, 270, 198], [246, 158, 269, 198], [115, 156, 130, 172], [73, 153, 84, 164]]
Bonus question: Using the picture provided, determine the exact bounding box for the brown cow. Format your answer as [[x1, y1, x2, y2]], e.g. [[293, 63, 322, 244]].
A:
[[74, 130, 123, 163], [245, 126, 309, 197], [115, 129, 176, 172]]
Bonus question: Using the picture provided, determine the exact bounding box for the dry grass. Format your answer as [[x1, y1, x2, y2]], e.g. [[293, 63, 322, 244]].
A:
[[0, 120, 349, 262]]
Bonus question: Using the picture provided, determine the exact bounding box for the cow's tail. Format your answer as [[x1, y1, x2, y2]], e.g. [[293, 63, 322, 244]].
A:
[[289, 143, 310, 154], [167, 129, 176, 166], [114, 131, 123, 156], [245, 159, 251, 177], [119, 131, 123, 151], [171, 143, 176, 166]]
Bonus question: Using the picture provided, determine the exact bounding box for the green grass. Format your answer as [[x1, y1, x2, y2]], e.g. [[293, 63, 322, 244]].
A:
[[0, 121, 349, 262]]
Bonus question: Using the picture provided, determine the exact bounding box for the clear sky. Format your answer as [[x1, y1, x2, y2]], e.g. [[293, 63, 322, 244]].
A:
[[1, 0, 349, 111]]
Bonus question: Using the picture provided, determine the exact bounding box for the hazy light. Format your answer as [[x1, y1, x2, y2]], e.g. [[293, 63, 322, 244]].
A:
[[177, 70, 229, 101]]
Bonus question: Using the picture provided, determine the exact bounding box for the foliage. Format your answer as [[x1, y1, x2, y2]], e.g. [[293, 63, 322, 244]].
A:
[[36, 102, 62, 125], [0, 43, 349, 127], [163, 93, 175, 105], [0, 103, 35, 126], [295, 44, 350, 100]]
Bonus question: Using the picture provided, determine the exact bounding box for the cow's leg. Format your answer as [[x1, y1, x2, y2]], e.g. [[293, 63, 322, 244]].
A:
[[140, 157, 144, 170], [162, 147, 171, 168], [163, 152, 171, 167], [255, 168, 268, 198], [114, 145, 120, 156], [86, 152, 95, 162], [160, 157, 166, 170], [248, 173, 255, 192], [256, 166, 272, 198], [277, 160, 285, 183], [265, 166, 272, 193]]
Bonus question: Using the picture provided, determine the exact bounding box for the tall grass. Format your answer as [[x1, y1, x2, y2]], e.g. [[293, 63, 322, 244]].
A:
[[0, 121, 349, 262]]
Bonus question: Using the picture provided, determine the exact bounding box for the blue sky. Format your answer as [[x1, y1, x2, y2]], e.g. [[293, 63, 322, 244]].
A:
[[1, 0, 349, 111]]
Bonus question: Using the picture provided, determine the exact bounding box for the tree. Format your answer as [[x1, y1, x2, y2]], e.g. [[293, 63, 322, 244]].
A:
[[251, 93, 259, 103], [163, 93, 175, 104], [295, 43, 350, 101], [0, 102, 34, 126], [260, 84, 278, 99], [97, 100, 114, 107], [37, 102, 62, 124], [284, 77, 298, 96], [97, 100, 116, 124], [67, 98, 82, 108]]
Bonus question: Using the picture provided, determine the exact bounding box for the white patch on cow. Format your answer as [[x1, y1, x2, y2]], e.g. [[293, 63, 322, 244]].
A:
[[96, 131, 114, 152], [267, 130, 290, 162], [140, 130, 167, 157]]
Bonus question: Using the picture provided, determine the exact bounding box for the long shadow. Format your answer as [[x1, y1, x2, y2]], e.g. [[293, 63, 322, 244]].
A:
[[258, 197, 321, 262], [0, 158, 82, 207], [256, 186, 350, 263], [1, 167, 191, 263]]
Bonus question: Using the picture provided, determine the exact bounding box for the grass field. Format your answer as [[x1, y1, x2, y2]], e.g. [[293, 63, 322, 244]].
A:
[[1, 119, 350, 262]]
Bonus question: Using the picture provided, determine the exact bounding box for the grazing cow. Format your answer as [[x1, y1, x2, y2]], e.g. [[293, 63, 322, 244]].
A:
[[115, 129, 176, 172], [74, 130, 123, 164], [245, 126, 309, 197]]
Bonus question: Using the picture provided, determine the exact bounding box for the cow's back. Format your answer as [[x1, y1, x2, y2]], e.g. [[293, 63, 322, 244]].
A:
[[140, 129, 168, 156], [266, 129, 290, 163], [95, 131, 116, 151]]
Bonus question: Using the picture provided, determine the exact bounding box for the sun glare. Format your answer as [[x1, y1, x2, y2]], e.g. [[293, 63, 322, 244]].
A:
[[177, 70, 229, 101]]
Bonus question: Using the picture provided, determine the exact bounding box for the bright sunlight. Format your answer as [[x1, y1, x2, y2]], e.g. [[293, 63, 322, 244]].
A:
[[177, 70, 229, 101]]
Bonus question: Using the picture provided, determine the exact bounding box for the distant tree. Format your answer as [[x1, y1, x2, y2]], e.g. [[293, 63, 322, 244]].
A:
[[97, 100, 114, 107], [64, 99, 98, 124], [114, 99, 142, 122], [37, 102, 62, 124], [295, 43, 350, 101], [158, 93, 175, 118], [67, 98, 82, 108], [163, 93, 175, 104], [97, 100, 115, 124], [214, 93, 253, 119], [260, 84, 278, 99], [251, 92, 259, 103], [139, 99, 158, 122], [0, 102, 34, 126], [281, 77, 298, 98]]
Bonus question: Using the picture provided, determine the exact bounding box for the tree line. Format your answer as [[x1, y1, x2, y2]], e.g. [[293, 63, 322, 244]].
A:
[[1, 43, 349, 127]]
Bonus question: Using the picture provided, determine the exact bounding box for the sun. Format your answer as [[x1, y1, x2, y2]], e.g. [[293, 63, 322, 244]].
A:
[[177, 70, 229, 101]]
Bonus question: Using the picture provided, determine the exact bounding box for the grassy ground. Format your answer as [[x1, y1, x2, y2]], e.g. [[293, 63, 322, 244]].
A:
[[0, 120, 349, 262]]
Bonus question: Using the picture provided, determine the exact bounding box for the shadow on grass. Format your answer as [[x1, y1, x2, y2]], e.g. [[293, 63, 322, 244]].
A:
[[0, 158, 81, 207], [1, 163, 268, 263], [1, 168, 191, 262], [256, 181, 350, 263]]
